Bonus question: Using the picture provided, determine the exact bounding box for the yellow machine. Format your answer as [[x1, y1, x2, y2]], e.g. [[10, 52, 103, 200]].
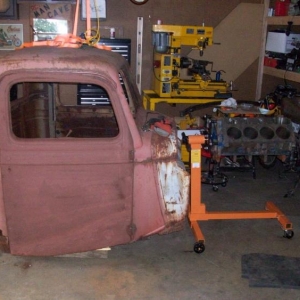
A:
[[143, 24, 232, 110]]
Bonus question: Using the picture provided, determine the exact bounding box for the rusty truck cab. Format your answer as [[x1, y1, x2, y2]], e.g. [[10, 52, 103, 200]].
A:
[[0, 47, 189, 256]]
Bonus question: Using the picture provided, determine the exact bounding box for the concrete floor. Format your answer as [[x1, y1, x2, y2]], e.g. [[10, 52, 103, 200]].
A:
[[1, 160, 300, 300]]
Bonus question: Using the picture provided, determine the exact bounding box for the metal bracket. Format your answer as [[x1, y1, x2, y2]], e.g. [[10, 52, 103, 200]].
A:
[[136, 17, 143, 94]]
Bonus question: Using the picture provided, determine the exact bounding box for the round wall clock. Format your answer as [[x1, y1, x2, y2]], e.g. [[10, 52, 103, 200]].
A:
[[130, 0, 149, 4]]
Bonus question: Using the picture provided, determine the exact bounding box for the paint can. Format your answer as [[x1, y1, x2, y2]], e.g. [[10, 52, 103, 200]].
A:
[[110, 28, 115, 39]]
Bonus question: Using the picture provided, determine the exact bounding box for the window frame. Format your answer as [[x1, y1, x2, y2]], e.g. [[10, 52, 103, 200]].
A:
[[3, 71, 129, 144]]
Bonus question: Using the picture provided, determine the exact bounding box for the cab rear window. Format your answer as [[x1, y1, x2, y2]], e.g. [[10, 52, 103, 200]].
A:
[[10, 82, 119, 139]]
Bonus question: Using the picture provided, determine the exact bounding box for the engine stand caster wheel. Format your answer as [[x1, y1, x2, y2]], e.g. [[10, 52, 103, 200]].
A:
[[212, 185, 218, 192], [283, 230, 294, 239], [193, 241, 205, 254], [221, 182, 227, 187]]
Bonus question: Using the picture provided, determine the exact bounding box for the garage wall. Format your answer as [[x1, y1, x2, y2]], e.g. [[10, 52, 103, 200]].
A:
[[2, 0, 263, 113]]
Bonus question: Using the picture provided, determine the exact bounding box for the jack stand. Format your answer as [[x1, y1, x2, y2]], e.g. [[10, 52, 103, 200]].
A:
[[188, 135, 294, 254]]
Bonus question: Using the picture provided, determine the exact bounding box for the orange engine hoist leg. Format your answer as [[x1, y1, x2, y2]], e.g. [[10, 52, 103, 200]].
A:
[[187, 134, 294, 254]]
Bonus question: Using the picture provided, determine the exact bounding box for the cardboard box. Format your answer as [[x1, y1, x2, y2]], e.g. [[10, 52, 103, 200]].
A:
[[266, 31, 300, 53]]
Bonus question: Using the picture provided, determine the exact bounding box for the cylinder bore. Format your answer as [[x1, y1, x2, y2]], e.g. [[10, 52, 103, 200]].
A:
[[276, 126, 291, 139], [260, 127, 274, 140], [243, 127, 258, 140], [227, 127, 242, 140]]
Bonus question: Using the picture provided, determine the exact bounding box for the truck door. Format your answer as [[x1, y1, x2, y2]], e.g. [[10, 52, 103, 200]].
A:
[[0, 74, 135, 256]]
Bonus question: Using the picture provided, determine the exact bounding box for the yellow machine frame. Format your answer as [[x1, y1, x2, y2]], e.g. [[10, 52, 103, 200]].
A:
[[143, 24, 231, 110]]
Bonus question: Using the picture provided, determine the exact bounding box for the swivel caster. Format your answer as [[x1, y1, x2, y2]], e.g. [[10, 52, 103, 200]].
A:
[[221, 182, 227, 187], [194, 241, 205, 254], [212, 185, 218, 192], [283, 229, 294, 239]]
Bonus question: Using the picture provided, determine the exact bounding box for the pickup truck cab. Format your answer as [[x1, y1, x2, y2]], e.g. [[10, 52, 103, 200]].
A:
[[0, 46, 189, 256]]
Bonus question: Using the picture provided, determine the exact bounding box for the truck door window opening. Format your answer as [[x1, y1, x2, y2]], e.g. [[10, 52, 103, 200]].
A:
[[10, 82, 119, 139]]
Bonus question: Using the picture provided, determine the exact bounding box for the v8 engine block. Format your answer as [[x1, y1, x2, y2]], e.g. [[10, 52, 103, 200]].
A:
[[212, 116, 295, 157]]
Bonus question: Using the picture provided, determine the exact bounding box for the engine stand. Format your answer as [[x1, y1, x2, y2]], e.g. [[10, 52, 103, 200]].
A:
[[188, 135, 294, 254]]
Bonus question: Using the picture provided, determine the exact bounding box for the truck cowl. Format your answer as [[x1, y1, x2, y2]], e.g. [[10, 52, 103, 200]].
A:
[[151, 128, 190, 233]]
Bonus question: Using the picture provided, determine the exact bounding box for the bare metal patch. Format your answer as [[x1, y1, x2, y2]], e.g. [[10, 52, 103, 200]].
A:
[[157, 160, 190, 226]]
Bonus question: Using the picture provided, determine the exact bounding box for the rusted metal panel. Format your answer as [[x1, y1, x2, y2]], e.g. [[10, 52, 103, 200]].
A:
[[2, 164, 134, 256], [156, 161, 189, 233], [151, 129, 190, 233], [56, 112, 119, 138], [151, 127, 178, 160], [0, 47, 190, 256], [131, 162, 166, 239], [0, 46, 126, 74], [0, 50, 137, 256]]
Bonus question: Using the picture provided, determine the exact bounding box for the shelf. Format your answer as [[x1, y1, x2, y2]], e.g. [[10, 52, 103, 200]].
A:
[[267, 16, 300, 25], [255, 1, 300, 99], [263, 66, 300, 82]]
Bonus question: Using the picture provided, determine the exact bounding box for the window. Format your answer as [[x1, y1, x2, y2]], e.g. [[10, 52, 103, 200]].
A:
[[33, 18, 68, 41], [10, 82, 119, 139], [30, 3, 72, 41]]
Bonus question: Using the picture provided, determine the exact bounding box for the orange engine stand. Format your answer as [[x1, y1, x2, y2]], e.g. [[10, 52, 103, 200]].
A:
[[188, 135, 294, 254]]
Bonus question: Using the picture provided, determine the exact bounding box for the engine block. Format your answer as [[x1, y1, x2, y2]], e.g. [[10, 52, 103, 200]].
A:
[[212, 116, 295, 157]]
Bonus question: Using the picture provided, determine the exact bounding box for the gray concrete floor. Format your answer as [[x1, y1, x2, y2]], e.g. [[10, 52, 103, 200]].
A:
[[1, 160, 300, 300]]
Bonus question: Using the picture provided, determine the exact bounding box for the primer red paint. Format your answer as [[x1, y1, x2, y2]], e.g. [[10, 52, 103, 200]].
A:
[[0, 47, 189, 256]]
